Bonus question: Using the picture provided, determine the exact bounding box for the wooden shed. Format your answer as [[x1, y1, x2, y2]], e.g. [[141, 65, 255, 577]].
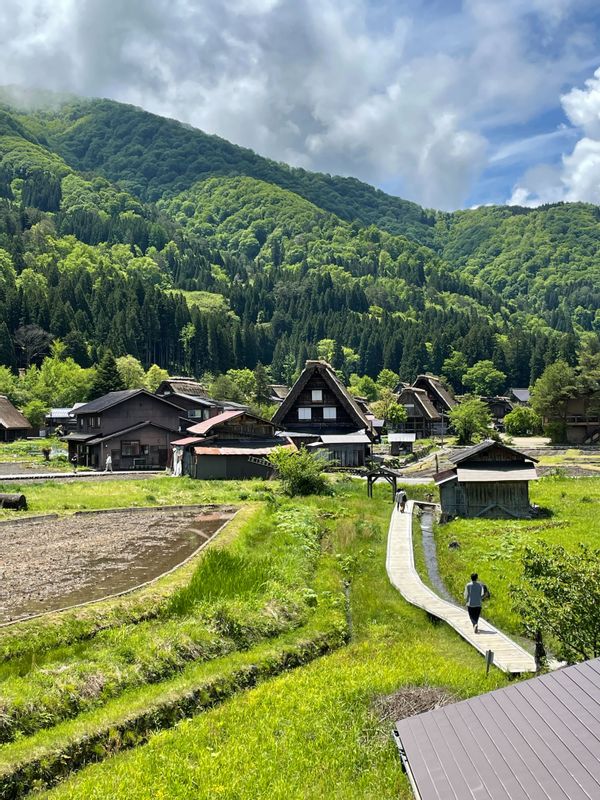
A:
[[434, 440, 538, 519]]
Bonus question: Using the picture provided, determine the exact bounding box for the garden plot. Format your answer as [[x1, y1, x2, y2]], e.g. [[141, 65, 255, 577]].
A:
[[0, 506, 236, 622]]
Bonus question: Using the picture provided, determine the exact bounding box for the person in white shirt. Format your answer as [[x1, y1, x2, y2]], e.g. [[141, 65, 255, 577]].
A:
[[464, 572, 488, 633]]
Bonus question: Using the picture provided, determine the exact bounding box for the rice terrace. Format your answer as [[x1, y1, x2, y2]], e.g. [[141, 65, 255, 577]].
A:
[[0, 469, 595, 799]]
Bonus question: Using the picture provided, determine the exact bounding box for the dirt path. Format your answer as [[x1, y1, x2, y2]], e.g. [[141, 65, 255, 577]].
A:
[[0, 506, 236, 622]]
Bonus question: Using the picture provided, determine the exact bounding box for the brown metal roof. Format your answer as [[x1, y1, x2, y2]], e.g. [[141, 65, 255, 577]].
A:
[[395, 657, 600, 800], [0, 396, 30, 431], [456, 465, 538, 482], [451, 439, 539, 465], [193, 443, 293, 456], [187, 409, 273, 436]]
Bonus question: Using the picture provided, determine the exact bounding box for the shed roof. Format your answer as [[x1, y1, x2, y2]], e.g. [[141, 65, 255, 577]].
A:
[[187, 409, 273, 436], [388, 433, 417, 442], [0, 396, 30, 430], [451, 439, 538, 464], [395, 656, 600, 800], [510, 388, 531, 403], [457, 464, 538, 482], [85, 420, 180, 445], [312, 431, 371, 445]]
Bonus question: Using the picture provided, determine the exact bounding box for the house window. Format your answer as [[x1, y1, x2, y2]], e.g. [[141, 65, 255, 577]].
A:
[[323, 407, 337, 420], [311, 389, 323, 403], [91, 416, 101, 428], [121, 440, 141, 456], [298, 407, 312, 421]]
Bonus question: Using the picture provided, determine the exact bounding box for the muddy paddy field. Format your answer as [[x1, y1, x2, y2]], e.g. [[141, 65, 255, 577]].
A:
[[0, 505, 237, 622]]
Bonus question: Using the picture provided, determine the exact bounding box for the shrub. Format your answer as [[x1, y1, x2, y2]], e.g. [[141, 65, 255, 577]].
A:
[[268, 447, 330, 496], [504, 406, 543, 436]]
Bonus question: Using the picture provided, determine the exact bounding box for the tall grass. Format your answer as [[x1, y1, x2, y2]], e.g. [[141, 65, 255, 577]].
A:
[[434, 476, 600, 633], [39, 481, 509, 800]]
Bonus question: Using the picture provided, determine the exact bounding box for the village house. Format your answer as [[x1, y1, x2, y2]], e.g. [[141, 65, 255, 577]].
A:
[[271, 360, 374, 466], [412, 374, 457, 417], [64, 389, 187, 470], [561, 393, 600, 444], [395, 386, 441, 439], [509, 387, 530, 405], [44, 403, 85, 437], [172, 409, 293, 480], [434, 439, 538, 519], [0, 395, 31, 442], [154, 377, 242, 422]]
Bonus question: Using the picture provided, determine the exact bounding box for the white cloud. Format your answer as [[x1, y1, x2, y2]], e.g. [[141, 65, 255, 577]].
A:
[[510, 67, 600, 206], [0, 0, 596, 209]]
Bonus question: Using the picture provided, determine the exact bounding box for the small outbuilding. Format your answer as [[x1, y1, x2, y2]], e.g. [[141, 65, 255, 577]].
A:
[[0, 396, 31, 442], [172, 409, 293, 480], [434, 439, 538, 519], [388, 432, 416, 456]]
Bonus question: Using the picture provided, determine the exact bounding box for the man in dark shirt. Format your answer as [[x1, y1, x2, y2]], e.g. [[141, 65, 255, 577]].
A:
[[464, 572, 488, 633]]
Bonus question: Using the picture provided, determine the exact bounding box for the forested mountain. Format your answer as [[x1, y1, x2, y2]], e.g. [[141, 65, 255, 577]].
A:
[[0, 89, 597, 402]]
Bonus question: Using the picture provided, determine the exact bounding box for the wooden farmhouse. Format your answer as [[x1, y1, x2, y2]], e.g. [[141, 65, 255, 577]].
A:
[[393, 374, 456, 439], [65, 389, 187, 470], [434, 440, 538, 519], [561, 393, 600, 444], [412, 374, 457, 417], [155, 377, 240, 422], [395, 386, 441, 439], [0, 395, 31, 442], [172, 409, 292, 480], [271, 360, 374, 466]]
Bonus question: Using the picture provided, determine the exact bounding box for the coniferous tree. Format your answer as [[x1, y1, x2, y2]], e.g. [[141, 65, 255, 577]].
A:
[[89, 351, 126, 399]]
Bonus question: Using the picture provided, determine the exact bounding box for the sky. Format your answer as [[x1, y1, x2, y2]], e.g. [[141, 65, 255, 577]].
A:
[[1, 0, 600, 210]]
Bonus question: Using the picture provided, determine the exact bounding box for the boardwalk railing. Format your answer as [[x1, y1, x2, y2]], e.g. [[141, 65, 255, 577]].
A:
[[386, 501, 536, 674]]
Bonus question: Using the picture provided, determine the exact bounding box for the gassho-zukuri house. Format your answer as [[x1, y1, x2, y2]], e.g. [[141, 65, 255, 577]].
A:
[[271, 360, 374, 467], [434, 440, 538, 519]]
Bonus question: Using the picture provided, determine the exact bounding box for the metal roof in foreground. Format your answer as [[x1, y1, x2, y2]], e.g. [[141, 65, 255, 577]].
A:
[[395, 657, 600, 800]]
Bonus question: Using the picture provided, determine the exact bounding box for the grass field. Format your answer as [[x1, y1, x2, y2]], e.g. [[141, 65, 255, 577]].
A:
[[434, 476, 600, 635], [0, 438, 71, 471], [0, 477, 509, 800]]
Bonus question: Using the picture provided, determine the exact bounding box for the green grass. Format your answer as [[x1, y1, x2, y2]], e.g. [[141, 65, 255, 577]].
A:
[[0, 438, 71, 471], [169, 289, 235, 316], [0, 500, 327, 743], [434, 476, 600, 634], [0, 476, 275, 519], [36, 480, 508, 800]]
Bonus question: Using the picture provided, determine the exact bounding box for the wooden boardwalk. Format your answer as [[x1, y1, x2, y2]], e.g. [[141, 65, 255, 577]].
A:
[[386, 501, 536, 674]]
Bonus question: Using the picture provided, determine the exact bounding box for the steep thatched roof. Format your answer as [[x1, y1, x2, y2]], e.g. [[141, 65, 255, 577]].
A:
[[0, 396, 31, 430], [272, 360, 372, 433]]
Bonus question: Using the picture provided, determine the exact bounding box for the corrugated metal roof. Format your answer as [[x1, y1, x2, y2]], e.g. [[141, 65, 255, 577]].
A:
[[457, 464, 538, 482], [0, 396, 31, 430], [318, 432, 371, 445], [193, 444, 291, 456], [389, 433, 417, 442], [395, 657, 600, 800], [451, 439, 539, 465], [170, 436, 205, 446], [510, 388, 531, 403]]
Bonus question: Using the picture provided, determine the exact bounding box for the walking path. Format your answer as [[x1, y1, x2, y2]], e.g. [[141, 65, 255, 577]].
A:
[[386, 501, 536, 674], [0, 470, 164, 483]]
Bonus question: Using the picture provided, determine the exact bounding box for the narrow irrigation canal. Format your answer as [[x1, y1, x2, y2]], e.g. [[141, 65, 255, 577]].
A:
[[418, 506, 454, 603]]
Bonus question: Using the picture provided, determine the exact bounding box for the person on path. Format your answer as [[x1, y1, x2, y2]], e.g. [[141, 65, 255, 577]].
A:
[[464, 572, 488, 633], [104, 454, 113, 473], [71, 453, 78, 474], [395, 489, 407, 512]]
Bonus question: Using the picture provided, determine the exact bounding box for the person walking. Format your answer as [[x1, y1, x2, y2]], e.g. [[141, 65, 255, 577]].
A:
[[70, 453, 78, 473], [464, 572, 488, 633], [104, 454, 113, 473], [395, 488, 407, 512]]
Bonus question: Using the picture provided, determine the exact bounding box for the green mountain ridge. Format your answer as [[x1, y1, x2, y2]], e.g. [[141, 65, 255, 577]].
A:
[[0, 89, 597, 394]]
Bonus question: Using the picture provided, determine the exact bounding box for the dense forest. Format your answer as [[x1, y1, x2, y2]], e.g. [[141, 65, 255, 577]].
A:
[[0, 89, 598, 410]]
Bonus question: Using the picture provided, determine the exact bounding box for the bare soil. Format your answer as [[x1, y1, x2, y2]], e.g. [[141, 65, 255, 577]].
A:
[[0, 506, 236, 622]]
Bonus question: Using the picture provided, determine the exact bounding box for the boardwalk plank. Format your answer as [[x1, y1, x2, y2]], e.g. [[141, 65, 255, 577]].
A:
[[385, 502, 536, 674]]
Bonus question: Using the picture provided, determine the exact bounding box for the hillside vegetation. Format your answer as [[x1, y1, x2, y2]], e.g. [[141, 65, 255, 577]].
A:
[[0, 89, 597, 395]]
